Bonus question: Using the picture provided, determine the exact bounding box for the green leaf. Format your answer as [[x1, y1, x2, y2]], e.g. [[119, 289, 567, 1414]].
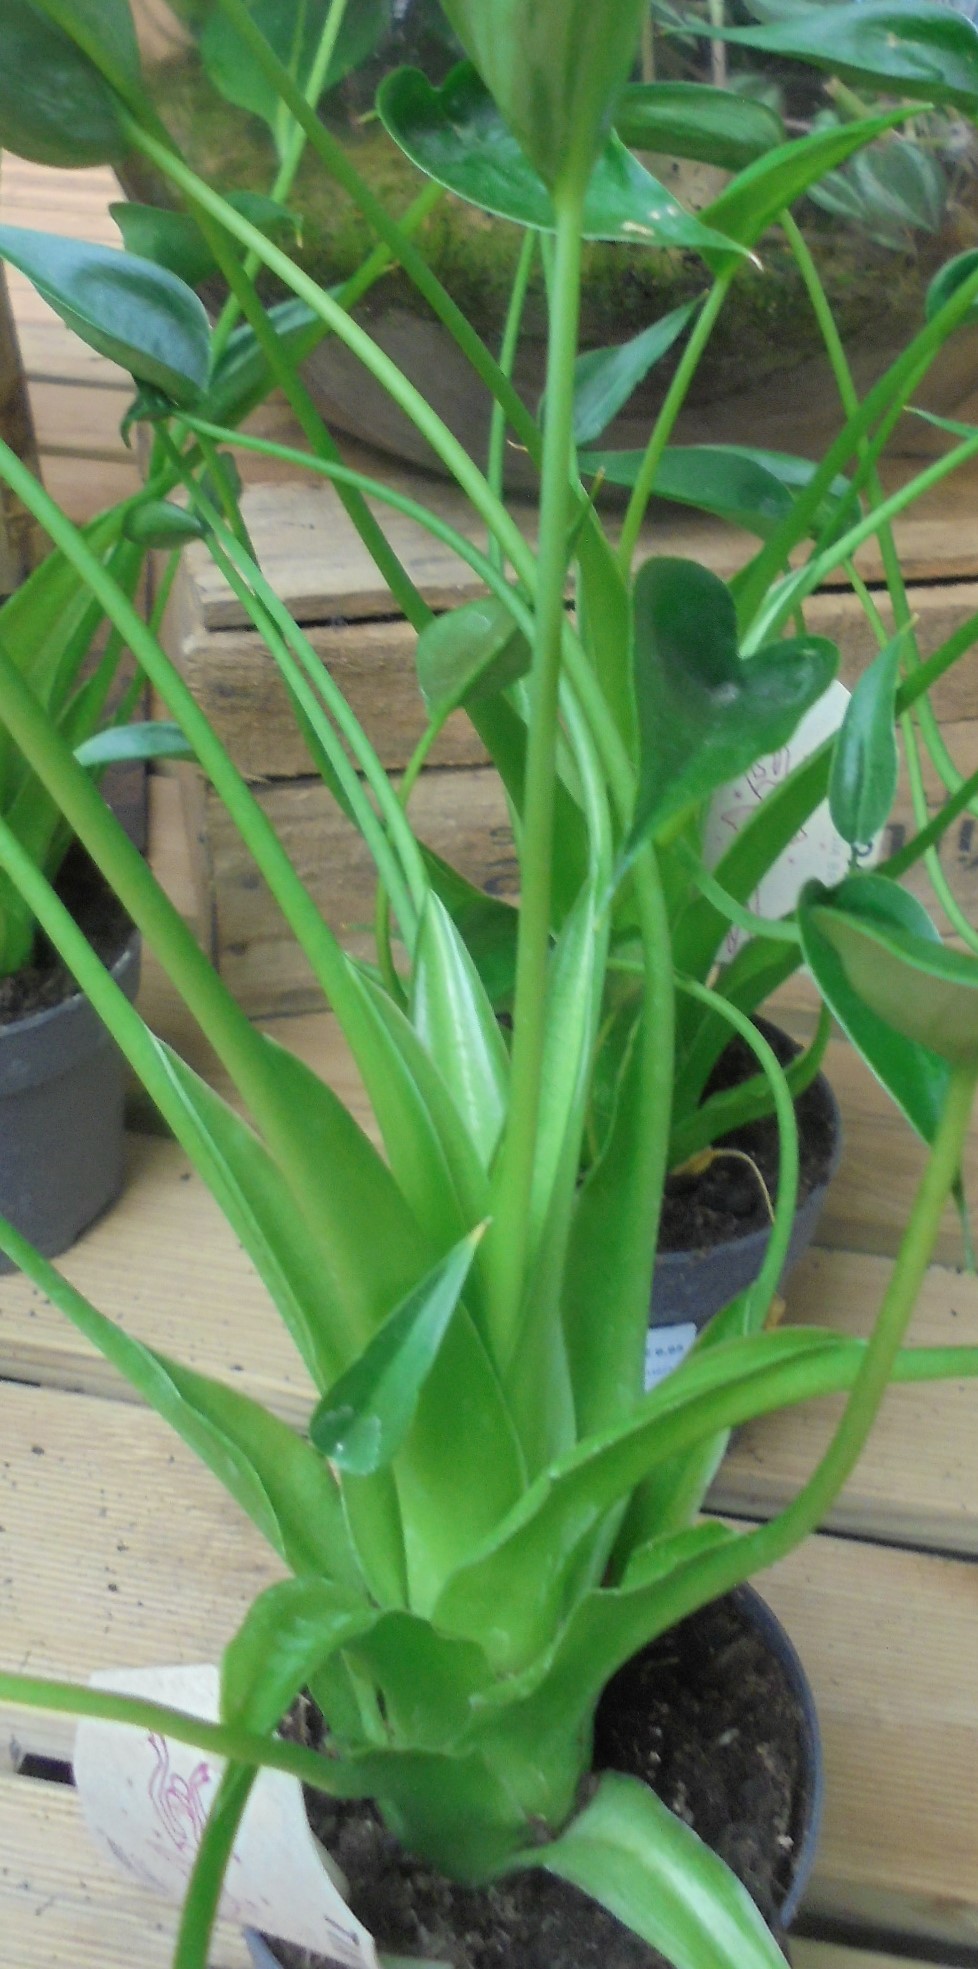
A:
[[630, 557, 837, 847], [927, 246, 978, 327], [614, 81, 785, 170], [109, 196, 300, 289], [568, 303, 700, 447], [798, 875, 949, 1140], [828, 634, 903, 847], [580, 443, 853, 540], [713, 2, 978, 114], [31, 0, 143, 95], [411, 895, 510, 1167], [221, 1578, 374, 1731], [805, 875, 978, 1067], [123, 499, 208, 548], [378, 66, 748, 254], [701, 109, 913, 253], [811, 138, 946, 249], [0, 227, 211, 407], [525, 1772, 792, 1969], [0, 0, 126, 166], [310, 1226, 486, 1475], [204, 297, 325, 428], [0, 1209, 362, 1585], [437, 0, 649, 191], [74, 721, 194, 768], [201, 0, 390, 142], [415, 596, 530, 721], [574, 514, 636, 758], [422, 849, 520, 1012]]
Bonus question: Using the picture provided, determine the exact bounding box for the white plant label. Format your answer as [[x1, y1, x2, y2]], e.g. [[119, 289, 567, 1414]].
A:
[[74, 1663, 378, 1968], [703, 680, 881, 961], [644, 1321, 698, 1389]]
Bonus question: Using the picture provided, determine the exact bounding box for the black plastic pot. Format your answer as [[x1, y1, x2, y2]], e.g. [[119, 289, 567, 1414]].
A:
[[649, 1046, 843, 1349], [0, 934, 140, 1272], [244, 1584, 822, 1969]]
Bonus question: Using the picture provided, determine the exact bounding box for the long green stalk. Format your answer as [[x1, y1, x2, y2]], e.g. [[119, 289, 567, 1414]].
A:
[[617, 273, 736, 570]]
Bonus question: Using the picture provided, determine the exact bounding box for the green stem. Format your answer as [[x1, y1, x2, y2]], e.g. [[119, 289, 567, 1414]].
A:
[[488, 187, 586, 1366], [617, 272, 735, 570], [488, 230, 538, 567], [175, 1767, 256, 1969]]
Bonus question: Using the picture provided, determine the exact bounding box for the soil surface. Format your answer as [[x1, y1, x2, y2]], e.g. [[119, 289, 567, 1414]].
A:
[[657, 1024, 838, 1255], [273, 1593, 804, 1969], [0, 849, 133, 1026]]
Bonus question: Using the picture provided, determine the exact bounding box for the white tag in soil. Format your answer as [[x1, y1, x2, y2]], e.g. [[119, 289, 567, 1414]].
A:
[[703, 680, 881, 962], [74, 1662, 378, 1968]]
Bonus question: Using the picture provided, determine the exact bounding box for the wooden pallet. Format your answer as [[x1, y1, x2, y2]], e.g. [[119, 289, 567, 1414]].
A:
[[2, 157, 976, 1969]]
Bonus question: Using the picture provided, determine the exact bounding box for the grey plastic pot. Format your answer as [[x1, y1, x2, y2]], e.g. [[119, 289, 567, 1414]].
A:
[[243, 1583, 822, 1969], [0, 933, 140, 1273], [649, 1056, 843, 1346]]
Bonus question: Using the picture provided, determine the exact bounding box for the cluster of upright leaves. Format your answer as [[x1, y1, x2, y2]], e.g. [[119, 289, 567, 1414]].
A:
[[5, 5, 978, 1969]]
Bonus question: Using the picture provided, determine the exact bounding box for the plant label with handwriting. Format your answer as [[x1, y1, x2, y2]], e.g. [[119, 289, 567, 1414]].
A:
[[74, 1663, 378, 1968], [704, 680, 881, 959]]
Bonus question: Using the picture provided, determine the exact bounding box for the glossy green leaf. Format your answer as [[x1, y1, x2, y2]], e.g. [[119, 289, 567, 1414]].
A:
[[437, 0, 649, 191], [630, 557, 837, 848], [221, 1577, 373, 1730], [0, 227, 211, 406], [411, 895, 509, 1167], [567, 303, 700, 447], [580, 442, 853, 540], [204, 297, 325, 427], [614, 81, 784, 170], [74, 721, 194, 768], [415, 596, 530, 721], [0, 0, 126, 166], [529, 1773, 787, 1969], [806, 876, 978, 1066], [810, 138, 946, 250], [109, 196, 300, 289], [701, 109, 912, 253], [31, 0, 143, 93], [713, 3, 978, 114], [123, 499, 208, 548], [344, 1610, 492, 1748], [201, 0, 390, 142], [828, 634, 903, 847], [378, 66, 748, 254], [0, 1209, 362, 1585], [798, 876, 949, 1140], [310, 1226, 485, 1475], [574, 514, 636, 758], [927, 246, 978, 327]]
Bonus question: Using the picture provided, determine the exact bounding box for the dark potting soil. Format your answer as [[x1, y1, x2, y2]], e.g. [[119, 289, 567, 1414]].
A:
[[0, 849, 132, 1026], [657, 1024, 838, 1255], [273, 1593, 801, 1969]]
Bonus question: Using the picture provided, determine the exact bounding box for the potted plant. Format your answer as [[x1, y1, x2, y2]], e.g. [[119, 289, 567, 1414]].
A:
[[2, 3, 978, 1966]]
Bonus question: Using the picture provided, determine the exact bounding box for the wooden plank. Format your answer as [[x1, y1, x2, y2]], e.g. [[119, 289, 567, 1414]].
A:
[[762, 1536, 978, 1950], [793, 1947, 950, 1969], [0, 1381, 283, 1767], [28, 377, 133, 463], [711, 1242, 978, 1550], [0, 1771, 248, 1969]]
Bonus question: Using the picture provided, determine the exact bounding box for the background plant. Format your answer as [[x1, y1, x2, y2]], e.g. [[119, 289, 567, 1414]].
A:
[[1, 5, 978, 1969]]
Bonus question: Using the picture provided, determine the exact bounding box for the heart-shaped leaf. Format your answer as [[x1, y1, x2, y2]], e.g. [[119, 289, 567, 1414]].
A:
[[614, 81, 785, 170], [201, 0, 390, 143], [415, 596, 530, 721], [828, 633, 903, 848], [805, 875, 978, 1067], [0, 0, 126, 166], [0, 227, 211, 406], [714, 2, 978, 111], [630, 557, 838, 847], [310, 1225, 486, 1475], [438, 0, 649, 191], [109, 196, 300, 289], [378, 66, 747, 255], [565, 303, 700, 447]]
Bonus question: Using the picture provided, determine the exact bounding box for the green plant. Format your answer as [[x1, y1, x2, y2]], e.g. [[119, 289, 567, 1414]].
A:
[[3, 3, 978, 1967]]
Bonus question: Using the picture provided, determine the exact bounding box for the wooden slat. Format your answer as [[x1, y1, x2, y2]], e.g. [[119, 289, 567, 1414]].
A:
[[793, 1947, 950, 1969], [0, 1381, 283, 1767], [711, 1243, 978, 1550], [0, 1771, 248, 1969]]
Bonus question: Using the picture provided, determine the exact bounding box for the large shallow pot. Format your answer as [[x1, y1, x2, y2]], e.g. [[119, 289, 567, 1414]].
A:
[[245, 1583, 822, 1969], [0, 930, 140, 1272], [131, 1, 978, 479]]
